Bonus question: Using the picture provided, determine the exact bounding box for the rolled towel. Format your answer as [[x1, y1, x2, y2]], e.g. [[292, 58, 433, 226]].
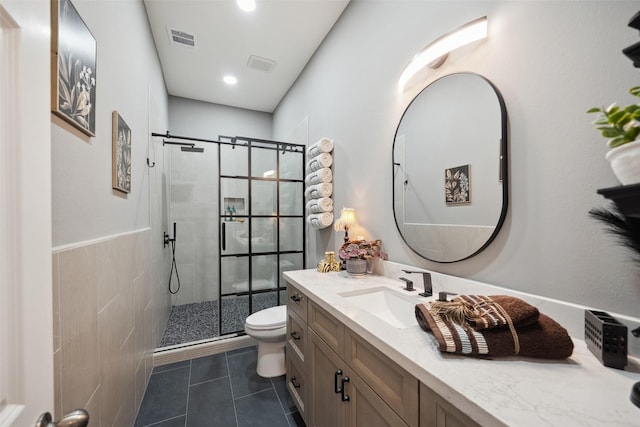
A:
[[306, 153, 333, 172], [305, 167, 333, 185], [307, 212, 334, 229], [305, 182, 333, 199], [306, 197, 333, 213], [307, 137, 334, 158]]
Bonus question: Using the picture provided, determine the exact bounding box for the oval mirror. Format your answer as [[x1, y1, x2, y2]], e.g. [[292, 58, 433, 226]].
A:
[[392, 72, 508, 263]]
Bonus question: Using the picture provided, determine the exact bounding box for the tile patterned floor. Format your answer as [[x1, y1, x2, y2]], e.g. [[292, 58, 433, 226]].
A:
[[134, 346, 305, 427]]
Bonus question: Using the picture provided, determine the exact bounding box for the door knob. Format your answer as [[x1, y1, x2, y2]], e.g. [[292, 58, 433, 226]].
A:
[[36, 409, 89, 427]]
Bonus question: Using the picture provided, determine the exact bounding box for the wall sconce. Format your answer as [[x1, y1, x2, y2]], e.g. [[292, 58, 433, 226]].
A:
[[398, 16, 488, 91], [334, 208, 357, 243]]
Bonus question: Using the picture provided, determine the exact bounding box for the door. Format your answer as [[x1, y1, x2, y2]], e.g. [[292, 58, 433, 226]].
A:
[[218, 138, 305, 335], [308, 330, 346, 427], [0, 1, 54, 426]]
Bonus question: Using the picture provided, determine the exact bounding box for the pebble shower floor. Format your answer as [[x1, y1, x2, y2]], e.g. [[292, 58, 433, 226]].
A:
[[160, 293, 279, 347]]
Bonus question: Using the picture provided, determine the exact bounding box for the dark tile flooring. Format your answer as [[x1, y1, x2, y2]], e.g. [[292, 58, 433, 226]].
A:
[[135, 346, 305, 427]]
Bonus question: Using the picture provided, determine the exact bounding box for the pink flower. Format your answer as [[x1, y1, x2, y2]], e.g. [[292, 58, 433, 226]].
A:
[[338, 239, 388, 261]]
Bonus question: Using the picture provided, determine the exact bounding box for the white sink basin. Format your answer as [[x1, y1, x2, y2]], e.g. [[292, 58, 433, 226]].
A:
[[339, 287, 421, 329]]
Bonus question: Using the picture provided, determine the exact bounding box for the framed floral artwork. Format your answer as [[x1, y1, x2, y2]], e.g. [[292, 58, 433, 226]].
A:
[[112, 112, 131, 193], [445, 164, 471, 205], [51, 0, 97, 136]]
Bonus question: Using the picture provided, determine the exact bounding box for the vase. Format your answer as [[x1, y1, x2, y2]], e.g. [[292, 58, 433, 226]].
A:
[[606, 140, 640, 185], [346, 258, 367, 276]]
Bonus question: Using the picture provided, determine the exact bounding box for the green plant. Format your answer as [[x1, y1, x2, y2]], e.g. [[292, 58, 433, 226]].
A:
[[587, 86, 640, 148]]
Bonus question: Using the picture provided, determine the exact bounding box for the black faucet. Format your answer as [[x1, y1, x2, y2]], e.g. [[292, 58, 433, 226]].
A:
[[401, 270, 432, 297], [399, 277, 414, 291]]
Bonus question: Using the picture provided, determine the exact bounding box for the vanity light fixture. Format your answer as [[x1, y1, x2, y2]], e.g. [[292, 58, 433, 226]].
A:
[[237, 0, 256, 13], [398, 16, 488, 91], [223, 75, 238, 85], [334, 207, 358, 243]]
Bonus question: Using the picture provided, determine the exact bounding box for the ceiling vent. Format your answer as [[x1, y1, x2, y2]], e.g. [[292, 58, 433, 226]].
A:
[[167, 27, 197, 49], [247, 55, 276, 73]]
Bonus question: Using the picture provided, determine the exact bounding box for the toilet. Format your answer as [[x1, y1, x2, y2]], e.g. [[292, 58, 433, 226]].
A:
[[244, 304, 287, 378]]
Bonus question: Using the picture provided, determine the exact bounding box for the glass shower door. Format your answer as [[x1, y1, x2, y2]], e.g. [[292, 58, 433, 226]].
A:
[[219, 138, 305, 335]]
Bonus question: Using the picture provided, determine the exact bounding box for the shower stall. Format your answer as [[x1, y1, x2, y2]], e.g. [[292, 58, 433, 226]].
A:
[[156, 133, 306, 348]]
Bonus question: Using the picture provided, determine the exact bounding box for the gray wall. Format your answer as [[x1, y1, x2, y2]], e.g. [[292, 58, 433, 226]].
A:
[[51, 1, 168, 247], [168, 96, 272, 140], [273, 0, 640, 317]]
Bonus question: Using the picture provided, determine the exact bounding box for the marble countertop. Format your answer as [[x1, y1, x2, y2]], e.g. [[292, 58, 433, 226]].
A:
[[283, 268, 640, 427]]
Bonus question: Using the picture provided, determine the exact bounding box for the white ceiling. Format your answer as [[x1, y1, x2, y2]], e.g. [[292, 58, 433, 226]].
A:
[[144, 0, 350, 113]]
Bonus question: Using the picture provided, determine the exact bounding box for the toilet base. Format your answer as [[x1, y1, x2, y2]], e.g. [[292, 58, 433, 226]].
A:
[[256, 340, 286, 378]]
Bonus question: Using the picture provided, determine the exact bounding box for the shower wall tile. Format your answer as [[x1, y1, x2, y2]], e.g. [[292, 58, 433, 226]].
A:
[[53, 228, 170, 427]]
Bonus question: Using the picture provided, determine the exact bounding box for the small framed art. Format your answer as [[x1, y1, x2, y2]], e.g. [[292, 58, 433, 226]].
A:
[[112, 111, 131, 193], [445, 164, 471, 205]]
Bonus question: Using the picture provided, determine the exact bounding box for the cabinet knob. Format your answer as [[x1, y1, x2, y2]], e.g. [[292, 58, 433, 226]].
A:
[[290, 331, 301, 340], [290, 294, 302, 302]]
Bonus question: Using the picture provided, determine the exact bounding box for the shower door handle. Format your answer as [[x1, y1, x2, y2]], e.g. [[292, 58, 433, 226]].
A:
[[221, 222, 226, 251]]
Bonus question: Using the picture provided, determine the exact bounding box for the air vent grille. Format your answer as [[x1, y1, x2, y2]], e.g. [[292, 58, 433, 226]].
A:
[[167, 28, 197, 49], [247, 55, 276, 73]]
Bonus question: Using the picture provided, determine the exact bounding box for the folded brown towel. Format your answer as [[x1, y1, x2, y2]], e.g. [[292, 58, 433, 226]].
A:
[[430, 295, 540, 330], [415, 295, 574, 359]]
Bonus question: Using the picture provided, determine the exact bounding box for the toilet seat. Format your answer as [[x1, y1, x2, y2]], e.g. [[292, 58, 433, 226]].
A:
[[245, 305, 286, 331]]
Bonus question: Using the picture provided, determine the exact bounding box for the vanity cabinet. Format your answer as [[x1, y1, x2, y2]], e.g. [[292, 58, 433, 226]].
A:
[[294, 295, 418, 427], [287, 280, 478, 427], [286, 283, 309, 422], [309, 328, 413, 426], [420, 383, 479, 427]]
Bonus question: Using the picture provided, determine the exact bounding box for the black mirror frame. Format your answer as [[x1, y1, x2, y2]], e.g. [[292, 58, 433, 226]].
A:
[[392, 72, 509, 263]]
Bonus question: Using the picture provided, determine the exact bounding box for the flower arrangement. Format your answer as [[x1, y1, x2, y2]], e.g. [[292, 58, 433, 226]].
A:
[[338, 239, 388, 261]]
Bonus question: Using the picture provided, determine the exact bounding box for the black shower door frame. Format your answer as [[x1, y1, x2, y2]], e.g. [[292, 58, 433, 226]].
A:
[[218, 136, 306, 336]]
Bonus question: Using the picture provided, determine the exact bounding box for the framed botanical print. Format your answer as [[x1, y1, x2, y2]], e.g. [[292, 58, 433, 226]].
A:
[[51, 0, 97, 136], [445, 164, 471, 205], [112, 112, 131, 193]]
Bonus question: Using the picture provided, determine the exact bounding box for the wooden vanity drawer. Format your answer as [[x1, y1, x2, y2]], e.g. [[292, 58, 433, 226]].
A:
[[309, 300, 345, 358], [286, 350, 307, 423], [287, 310, 307, 365], [345, 329, 419, 427], [287, 282, 308, 321]]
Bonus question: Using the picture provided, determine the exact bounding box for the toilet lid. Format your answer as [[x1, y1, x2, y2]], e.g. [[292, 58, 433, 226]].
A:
[[246, 305, 287, 330]]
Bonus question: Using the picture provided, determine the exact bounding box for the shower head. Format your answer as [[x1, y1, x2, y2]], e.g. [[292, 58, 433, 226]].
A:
[[181, 146, 204, 153]]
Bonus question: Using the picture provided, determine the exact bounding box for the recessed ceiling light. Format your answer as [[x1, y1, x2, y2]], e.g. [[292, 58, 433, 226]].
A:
[[223, 75, 238, 85], [237, 0, 256, 13]]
